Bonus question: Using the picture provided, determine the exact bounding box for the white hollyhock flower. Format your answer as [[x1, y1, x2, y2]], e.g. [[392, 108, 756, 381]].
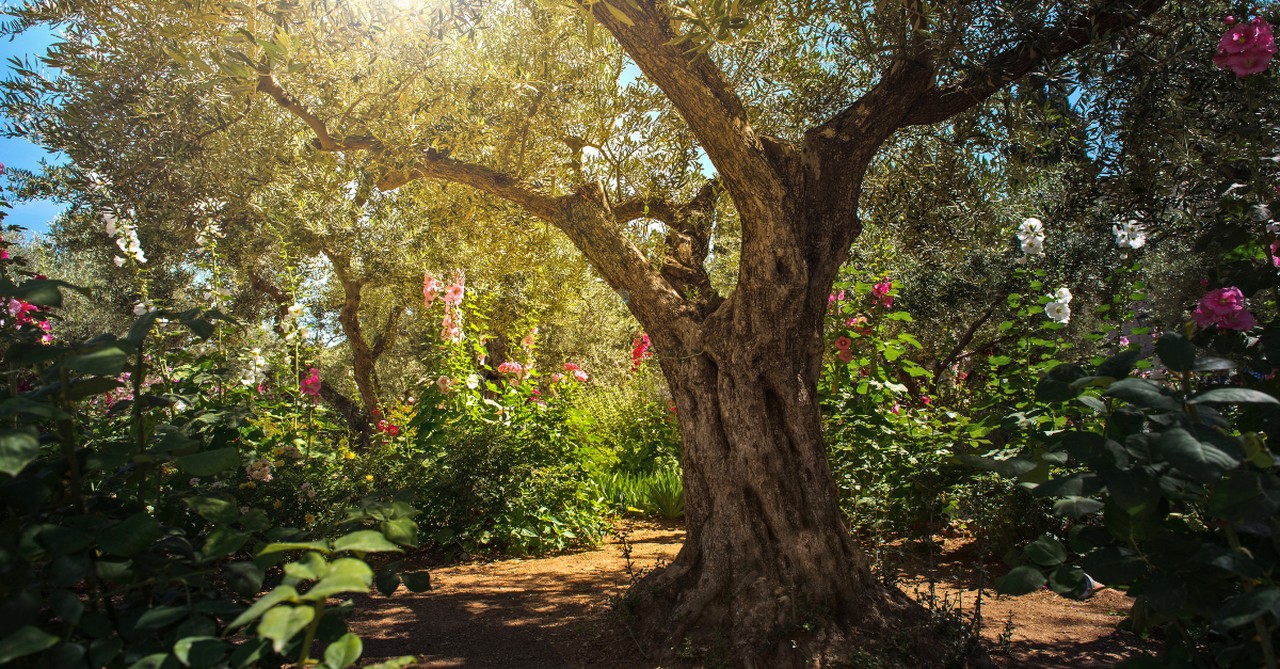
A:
[[1054, 287, 1073, 304], [1020, 236, 1045, 256], [1045, 301, 1071, 323], [1017, 217, 1045, 241]]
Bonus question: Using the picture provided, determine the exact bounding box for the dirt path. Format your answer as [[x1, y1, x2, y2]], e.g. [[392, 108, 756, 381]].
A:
[[349, 521, 1154, 668]]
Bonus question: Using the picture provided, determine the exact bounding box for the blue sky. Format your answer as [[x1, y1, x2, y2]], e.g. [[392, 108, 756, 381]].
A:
[[1, 20, 63, 235]]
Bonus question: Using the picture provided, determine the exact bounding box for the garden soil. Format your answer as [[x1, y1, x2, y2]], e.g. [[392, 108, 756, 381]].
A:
[[349, 520, 1156, 668]]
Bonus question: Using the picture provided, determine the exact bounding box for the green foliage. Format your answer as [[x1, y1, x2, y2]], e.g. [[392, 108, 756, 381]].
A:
[[988, 335, 1280, 667], [593, 463, 685, 520], [0, 249, 416, 669]]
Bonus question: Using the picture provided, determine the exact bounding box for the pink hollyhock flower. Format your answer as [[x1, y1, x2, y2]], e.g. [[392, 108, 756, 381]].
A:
[[1192, 305, 1217, 329], [436, 375, 452, 394], [422, 272, 442, 306], [0, 250, 9, 260], [1194, 286, 1258, 331], [834, 336, 852, 351], [1119, 336, 1130, 347], [497, 361, 523, 374], [572, 370, 588, 382], [1201, 286, 1247, 316], [1219, 309, 1257, 331], [443, 283, 465, 306], [1214, 16, 1277, 77], [563, 362, 580, 371], [836, 349, 854, 363], [300, 367, 322, 397], [550, 373, 563, 383], [441, 326, 462, 342], [1270, 240, 1280, 267], [921, 396, 931, 405], [890, 402, 900, 416]]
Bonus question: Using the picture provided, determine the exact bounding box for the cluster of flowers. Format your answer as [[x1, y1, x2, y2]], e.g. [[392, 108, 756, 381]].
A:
[[105, 211, 147, 266], [1112, 219, 1147, 249], [282, 302, 311, 343], [6, 297, 53, 343], [1214, 15, 1276, 77], [550, 362, 589, 383], [376, 419, 401, 437], [1045, 287, 1072, 324], [631, 333, 653, 370], [423, 270, 466, 342], [833, 335, 855, 363], [1192, 286, 1256, 331], [241, 347, 268, 390], [245, 457, 273, 483], [871, 278, 894, 308], [1016, 217, 1045, 261]]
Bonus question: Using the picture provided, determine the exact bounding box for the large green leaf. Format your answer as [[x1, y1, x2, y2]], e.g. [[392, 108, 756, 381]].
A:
[[324, 633, 362, 669], [1053, 496, 1104, 518], [995, 566, 1045, 595], [1189, 388, 1280, 405], [1024, 535, 1067, 567], [0, 428, 41, 476], [402, 571, 432, 593], [64, 345, 130, 376], [175, 448, 239, 477], [1160, 428, 1238, 483], [1214, 587, 1280, 630], [135, 606, 188, 630], [0, 397, 71, 421], [332, 530, 401, 555], [1104, 378, 1181, 411], [257, 605, 315, 653], [99, 513, 163, 557], [379, 518, 418, 547], [0, 626, 59, 664], [173, 636, 227, 669], [1155, 333, 1196, 372], [227, 586, 300, 629]]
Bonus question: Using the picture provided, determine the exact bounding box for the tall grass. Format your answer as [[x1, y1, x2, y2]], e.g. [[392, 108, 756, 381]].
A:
[[592, 464, 684, 520]]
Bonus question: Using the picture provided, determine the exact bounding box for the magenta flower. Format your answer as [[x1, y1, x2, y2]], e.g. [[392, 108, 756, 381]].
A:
[[834, 336, 852, 351], [1270, 240, 1280, 267], [300, 367, 322, 397], [1214, 17, 1277, 77], [1193, 286, 1257, 331], [563, 362, 580, 372]]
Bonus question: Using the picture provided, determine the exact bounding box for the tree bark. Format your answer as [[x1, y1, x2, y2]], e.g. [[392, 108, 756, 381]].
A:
[[632, 275, 964, 667]]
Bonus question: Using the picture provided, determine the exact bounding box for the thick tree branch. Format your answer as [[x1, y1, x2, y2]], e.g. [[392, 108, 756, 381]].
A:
[[376, 151, 563, 220], [588, 1, 788, 220], [902, 0, 1165, 126]]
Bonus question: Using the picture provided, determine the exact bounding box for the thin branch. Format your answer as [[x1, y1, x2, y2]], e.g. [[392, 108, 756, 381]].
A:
[[902, 0, 1165, 126], [256, 73, 375, 151]]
